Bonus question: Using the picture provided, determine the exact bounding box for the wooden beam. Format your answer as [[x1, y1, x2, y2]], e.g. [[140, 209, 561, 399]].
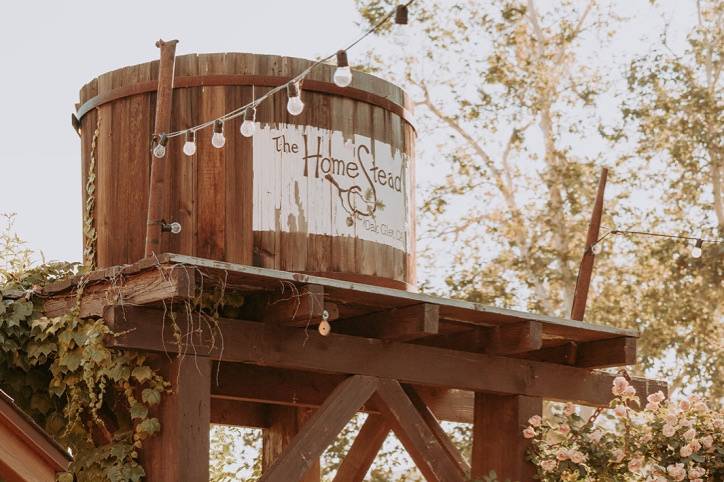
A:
[[262, 284, 339, 327], [334, 303, 439, 341], [517, 341, 578, 365], [260, 376, 378, 482], [44, 265, 195, 318], [332, 415, 390, 482], [141, 355, 210, 482], [403, 386, 470, 477], [211, 362, 474, 423], [211, 399, 270, 428], [571, 168, 608, 321], [263, 407, 320, 482], [576, 337, 637, 368], [107, 306, 667, 407], [483, 320, 543, 355], [472, 394, 541, 482], [375, 379, 466, 482], [145, 39, 178, 257]]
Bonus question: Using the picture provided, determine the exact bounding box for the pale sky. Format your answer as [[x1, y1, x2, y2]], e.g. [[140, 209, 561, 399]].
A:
[[0, 0, 697, 271]]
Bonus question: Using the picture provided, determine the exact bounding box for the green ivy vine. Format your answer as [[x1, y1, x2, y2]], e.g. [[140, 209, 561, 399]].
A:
[[0, 262, 168, 482]]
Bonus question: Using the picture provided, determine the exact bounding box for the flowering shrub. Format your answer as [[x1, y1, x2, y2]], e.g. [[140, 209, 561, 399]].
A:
[[525, 375, 723, 481]]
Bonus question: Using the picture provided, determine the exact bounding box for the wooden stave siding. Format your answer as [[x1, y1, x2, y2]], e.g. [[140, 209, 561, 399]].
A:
[[78, 53, 415, 289]]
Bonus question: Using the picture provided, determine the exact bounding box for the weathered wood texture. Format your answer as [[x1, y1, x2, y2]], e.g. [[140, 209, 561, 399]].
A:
[[0, 392, 71, 482], [332, 415, 390, 482], [260, 376, 378, 482], [472, 394, 542, 481], [263, 406, 321, 482], [105, 305, 665, 407], [142, 356, 211, 482], [77, 53, 415, 289]]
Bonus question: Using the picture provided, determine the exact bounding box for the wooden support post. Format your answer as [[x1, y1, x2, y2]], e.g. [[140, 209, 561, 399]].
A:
[[142, 355, 210, 482], [332, 415, 390, 482], [145, 39, 179, 257], [571, 168, 608, 321], [472, 393, 542, 482], [260, 376, 378, 482], [334, 303, 439, 341], [375, 379, 466, 482], [263, 407, 321, 482]]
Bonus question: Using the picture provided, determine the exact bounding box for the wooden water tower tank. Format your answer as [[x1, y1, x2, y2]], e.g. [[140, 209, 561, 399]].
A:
[[76, 52, 416, 289]]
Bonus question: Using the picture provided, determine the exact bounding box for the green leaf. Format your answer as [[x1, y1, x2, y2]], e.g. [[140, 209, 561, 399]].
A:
[[58, 472, 74, 482], [141, 388, 161, 406], [60, 348, 83, 372], [131, 365, 153, 383], [130, 403, 148, 420], [137, 417, 161, 436]]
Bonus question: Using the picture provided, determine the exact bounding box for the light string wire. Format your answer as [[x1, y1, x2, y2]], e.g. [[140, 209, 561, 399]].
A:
[[163, 0, 417, 140], [592, 228, 723, 249]]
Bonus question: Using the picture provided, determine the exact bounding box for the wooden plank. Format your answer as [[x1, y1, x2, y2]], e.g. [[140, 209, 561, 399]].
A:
[[260, 376, 379, 482], [576, 337, 637, 368], [334, 303, 439, 341], [210, 399, 270, 428], [142, 355, 211, 482], [262, 284, 339, 327], [571, 168, 608, 321], [374, 379, 466, 482], [472, 394, 541, 482], [262, 406, 320, 482], [332, 415, 389, 482], [145, 39, 178, 258], [403, 386, 470, 477], [107, 306, 667, 407], [44, 266, 195, 318], [518, 341, 578, 365], [483, 321, 543, 355], [211, 362, 473, 423]]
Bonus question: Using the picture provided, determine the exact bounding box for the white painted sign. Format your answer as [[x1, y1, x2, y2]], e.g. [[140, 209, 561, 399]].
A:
[[253, 123, 411, 252]]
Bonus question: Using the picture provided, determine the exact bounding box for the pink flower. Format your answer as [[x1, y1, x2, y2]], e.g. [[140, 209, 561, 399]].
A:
[[612, 376, 629, 396], [701, 435, 713, 449], [679, 399, 691, 411], [688, 466, 706, 479], [522, 426, 536, 439], [556, 449, 569, 461], [689, 439, 701, 452], [568, 449, 586, 464], [528, 415, 542, 427], [623, 385, 637, 398], [662, 424, 676, 437], [647, 390, 666, 403], [645, 401, 660, 411], [563, 402, 575, 416], [679, 445, 692, 457], [667, 463, 686, 481], [611, 448, 624, 463], [693, 401, 707, 411], [587, 429, 603, 443], [540, 459, 557, 472], [614, 404, 627, 417], [682, 428, 696, 441], [558, 424, 571, 435], [627, 455, 644, 473]]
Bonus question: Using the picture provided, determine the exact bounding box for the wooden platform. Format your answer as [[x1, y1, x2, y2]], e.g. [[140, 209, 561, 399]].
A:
[[40, 253, 666, 481]]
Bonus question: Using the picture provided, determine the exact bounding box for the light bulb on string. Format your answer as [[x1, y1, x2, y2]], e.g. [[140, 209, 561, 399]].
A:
[[211, 120, 226, 148], [286, 82, 304, 116], [591, 242, 602, 255], [333, 50, 352, 88], [690, 239, 703, 258], [182, 130, 197, 156], [152, 134, 168, 158], [240, 107, 256, 137]]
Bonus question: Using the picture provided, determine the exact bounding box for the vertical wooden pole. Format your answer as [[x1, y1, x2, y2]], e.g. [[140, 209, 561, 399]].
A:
[[570, 167, 608, 321], [262, 407, 321, 482], [471, 394, 542, 481], [145, 39, 179, 258], [143, 356, 211, 482]]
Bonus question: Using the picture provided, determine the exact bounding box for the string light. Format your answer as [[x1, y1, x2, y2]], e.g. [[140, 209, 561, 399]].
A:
[[240, 107, 256, 137], [182, 130, 196, 156], [155, 1, 415, 149], [333, 50, 352, 87], [591, 229, 721, 259], [152, 134, 168, 158], [211, 120, 225, 148], [286, 82, 304, 116]]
